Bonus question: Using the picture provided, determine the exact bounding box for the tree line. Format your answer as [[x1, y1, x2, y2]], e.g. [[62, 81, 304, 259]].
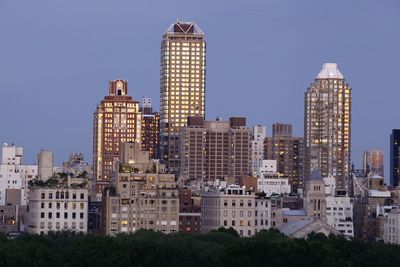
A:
[[0, 228, 399, 267]]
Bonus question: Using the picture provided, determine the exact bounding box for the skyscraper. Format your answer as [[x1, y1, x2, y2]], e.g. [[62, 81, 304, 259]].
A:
[[265, 123, 304, 191], [304, 63, 351, 190], [390, 129, 400, 186], [160, 21, 206, 174], [93, 80, 141, 196], [140, 98, 160, 159]]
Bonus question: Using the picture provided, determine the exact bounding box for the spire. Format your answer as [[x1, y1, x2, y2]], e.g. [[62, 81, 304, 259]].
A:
[[316, 63, 344, 79]]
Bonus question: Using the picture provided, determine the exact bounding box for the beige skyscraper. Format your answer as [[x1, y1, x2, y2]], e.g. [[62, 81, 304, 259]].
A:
[[160, 21, 206, 173], [304, 63, 351, 190]]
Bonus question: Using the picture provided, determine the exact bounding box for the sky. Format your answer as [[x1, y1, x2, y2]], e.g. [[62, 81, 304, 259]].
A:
[[0, 0, 399, 180]]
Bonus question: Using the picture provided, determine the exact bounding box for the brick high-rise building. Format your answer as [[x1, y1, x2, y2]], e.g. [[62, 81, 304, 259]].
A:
[[160, 21, 206, 174], [265, 123, 304, 191], [180, 117, 251, 184], [140, 98, 160, 159], [304, 63, 351, 190], [390, 129, 400, 187], [93, 80, 141, 197]]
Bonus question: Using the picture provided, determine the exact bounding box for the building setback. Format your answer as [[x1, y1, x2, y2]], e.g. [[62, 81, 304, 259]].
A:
[[180, 117, 251, 184], [160, 21, 206, 174], [93, 80, 141, 198], [304, 63, 351, 191]]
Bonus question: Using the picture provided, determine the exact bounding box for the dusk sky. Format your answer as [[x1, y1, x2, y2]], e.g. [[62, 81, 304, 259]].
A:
[[1, 0, 399, 180]]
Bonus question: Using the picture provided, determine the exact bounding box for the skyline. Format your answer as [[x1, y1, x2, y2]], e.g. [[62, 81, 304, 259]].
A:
[[1, 0, 400, 181]]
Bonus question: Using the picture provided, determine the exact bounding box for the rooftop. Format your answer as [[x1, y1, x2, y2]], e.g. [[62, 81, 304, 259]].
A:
[[164, 21, 204, 35], [316, 63, 344, 79]]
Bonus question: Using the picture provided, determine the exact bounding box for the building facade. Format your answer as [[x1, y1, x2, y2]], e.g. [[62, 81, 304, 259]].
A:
[[304, 63, 352, 190], [390, 129, 400, 187], [160, 21, 206, 174], [265, 123, 304, 192], [26, 186, 88, 234], [93, 80, 141, 197], [102, 143, 179, 235], [180, 117, 251, 184], [201, 185, 256, 237], [250, 125, 266, 175], [140, 98, 160, 159]]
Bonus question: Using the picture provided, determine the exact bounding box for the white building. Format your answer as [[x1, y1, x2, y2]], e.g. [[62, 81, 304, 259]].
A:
[[384, 208, 400, 244], [251, 125, 266, 175], [324, 176, 354, 237], [0, 143, 37, 206], [27, 186, 88, 234], [201, 185, 256, 237], [257, 160, 291, 196]]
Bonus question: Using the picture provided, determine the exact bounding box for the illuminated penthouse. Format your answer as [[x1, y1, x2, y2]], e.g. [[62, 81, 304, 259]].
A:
[[304, 63, 351, 190], [160, 21, 206, 174]]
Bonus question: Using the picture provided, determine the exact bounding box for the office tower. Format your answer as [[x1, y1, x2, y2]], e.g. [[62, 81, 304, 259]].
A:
[[390, 129, 400, 186], [140, 98, 160, 159], [180, 117, 250, 184], [264, 123, 304, 191], [362, 149, 384, 177], [250, 125, 266, 175], [160, 21, 206, 174], [93, 80, 141, 196], [304, 63, 351, 190]]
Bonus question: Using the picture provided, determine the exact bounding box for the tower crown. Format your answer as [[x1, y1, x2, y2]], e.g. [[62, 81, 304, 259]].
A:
[[316, 63, 344, 79], [108, 80, 128, 96], [164, 21, 204, 35]]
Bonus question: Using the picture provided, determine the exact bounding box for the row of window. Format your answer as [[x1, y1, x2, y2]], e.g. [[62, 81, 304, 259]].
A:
[[40, 212, 84, 220]]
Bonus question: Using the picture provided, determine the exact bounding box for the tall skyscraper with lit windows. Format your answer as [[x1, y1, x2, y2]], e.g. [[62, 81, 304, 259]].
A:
[[304, 63, 351, 190], [93, 80, 141, 197], [160, 21, 206, 173]]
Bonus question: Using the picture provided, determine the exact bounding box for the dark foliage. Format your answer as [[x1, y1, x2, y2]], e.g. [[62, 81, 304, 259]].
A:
[[0, 230, 399, 267]]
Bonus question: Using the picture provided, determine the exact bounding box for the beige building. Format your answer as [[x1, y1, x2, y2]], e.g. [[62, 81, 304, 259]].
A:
[[304, 63, 351, 190], [201, 185, 256, 237], [180, 117, 251, 184], [160, 21, 206, 174], [303, 170, 327, 220], [102, 143, 179, 235], [27, 186, 88, 234]]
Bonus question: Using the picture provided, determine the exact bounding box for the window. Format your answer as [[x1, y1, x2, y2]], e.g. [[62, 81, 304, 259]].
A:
[[232, 220, 236, 226], [72, 212, 76, 219], [73, 193, 77, 199], [64, 212, 68, 219], [223, 220, 227, 226], [56, 212, 60, 218], [48, 212, 52, 219], [80, 213, 84, 219], [240, 200, 244, 207], [49, 193, 53, 199], [240, 211, 244, 217], [41, 193, 45, 199], [41, 212, 45, 218], [80, 193, 84, 199], [41, 203, 45, 209], [224, 200, 228, 206], [232, 200, 236, 206], [48, 203, 52, 209]]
